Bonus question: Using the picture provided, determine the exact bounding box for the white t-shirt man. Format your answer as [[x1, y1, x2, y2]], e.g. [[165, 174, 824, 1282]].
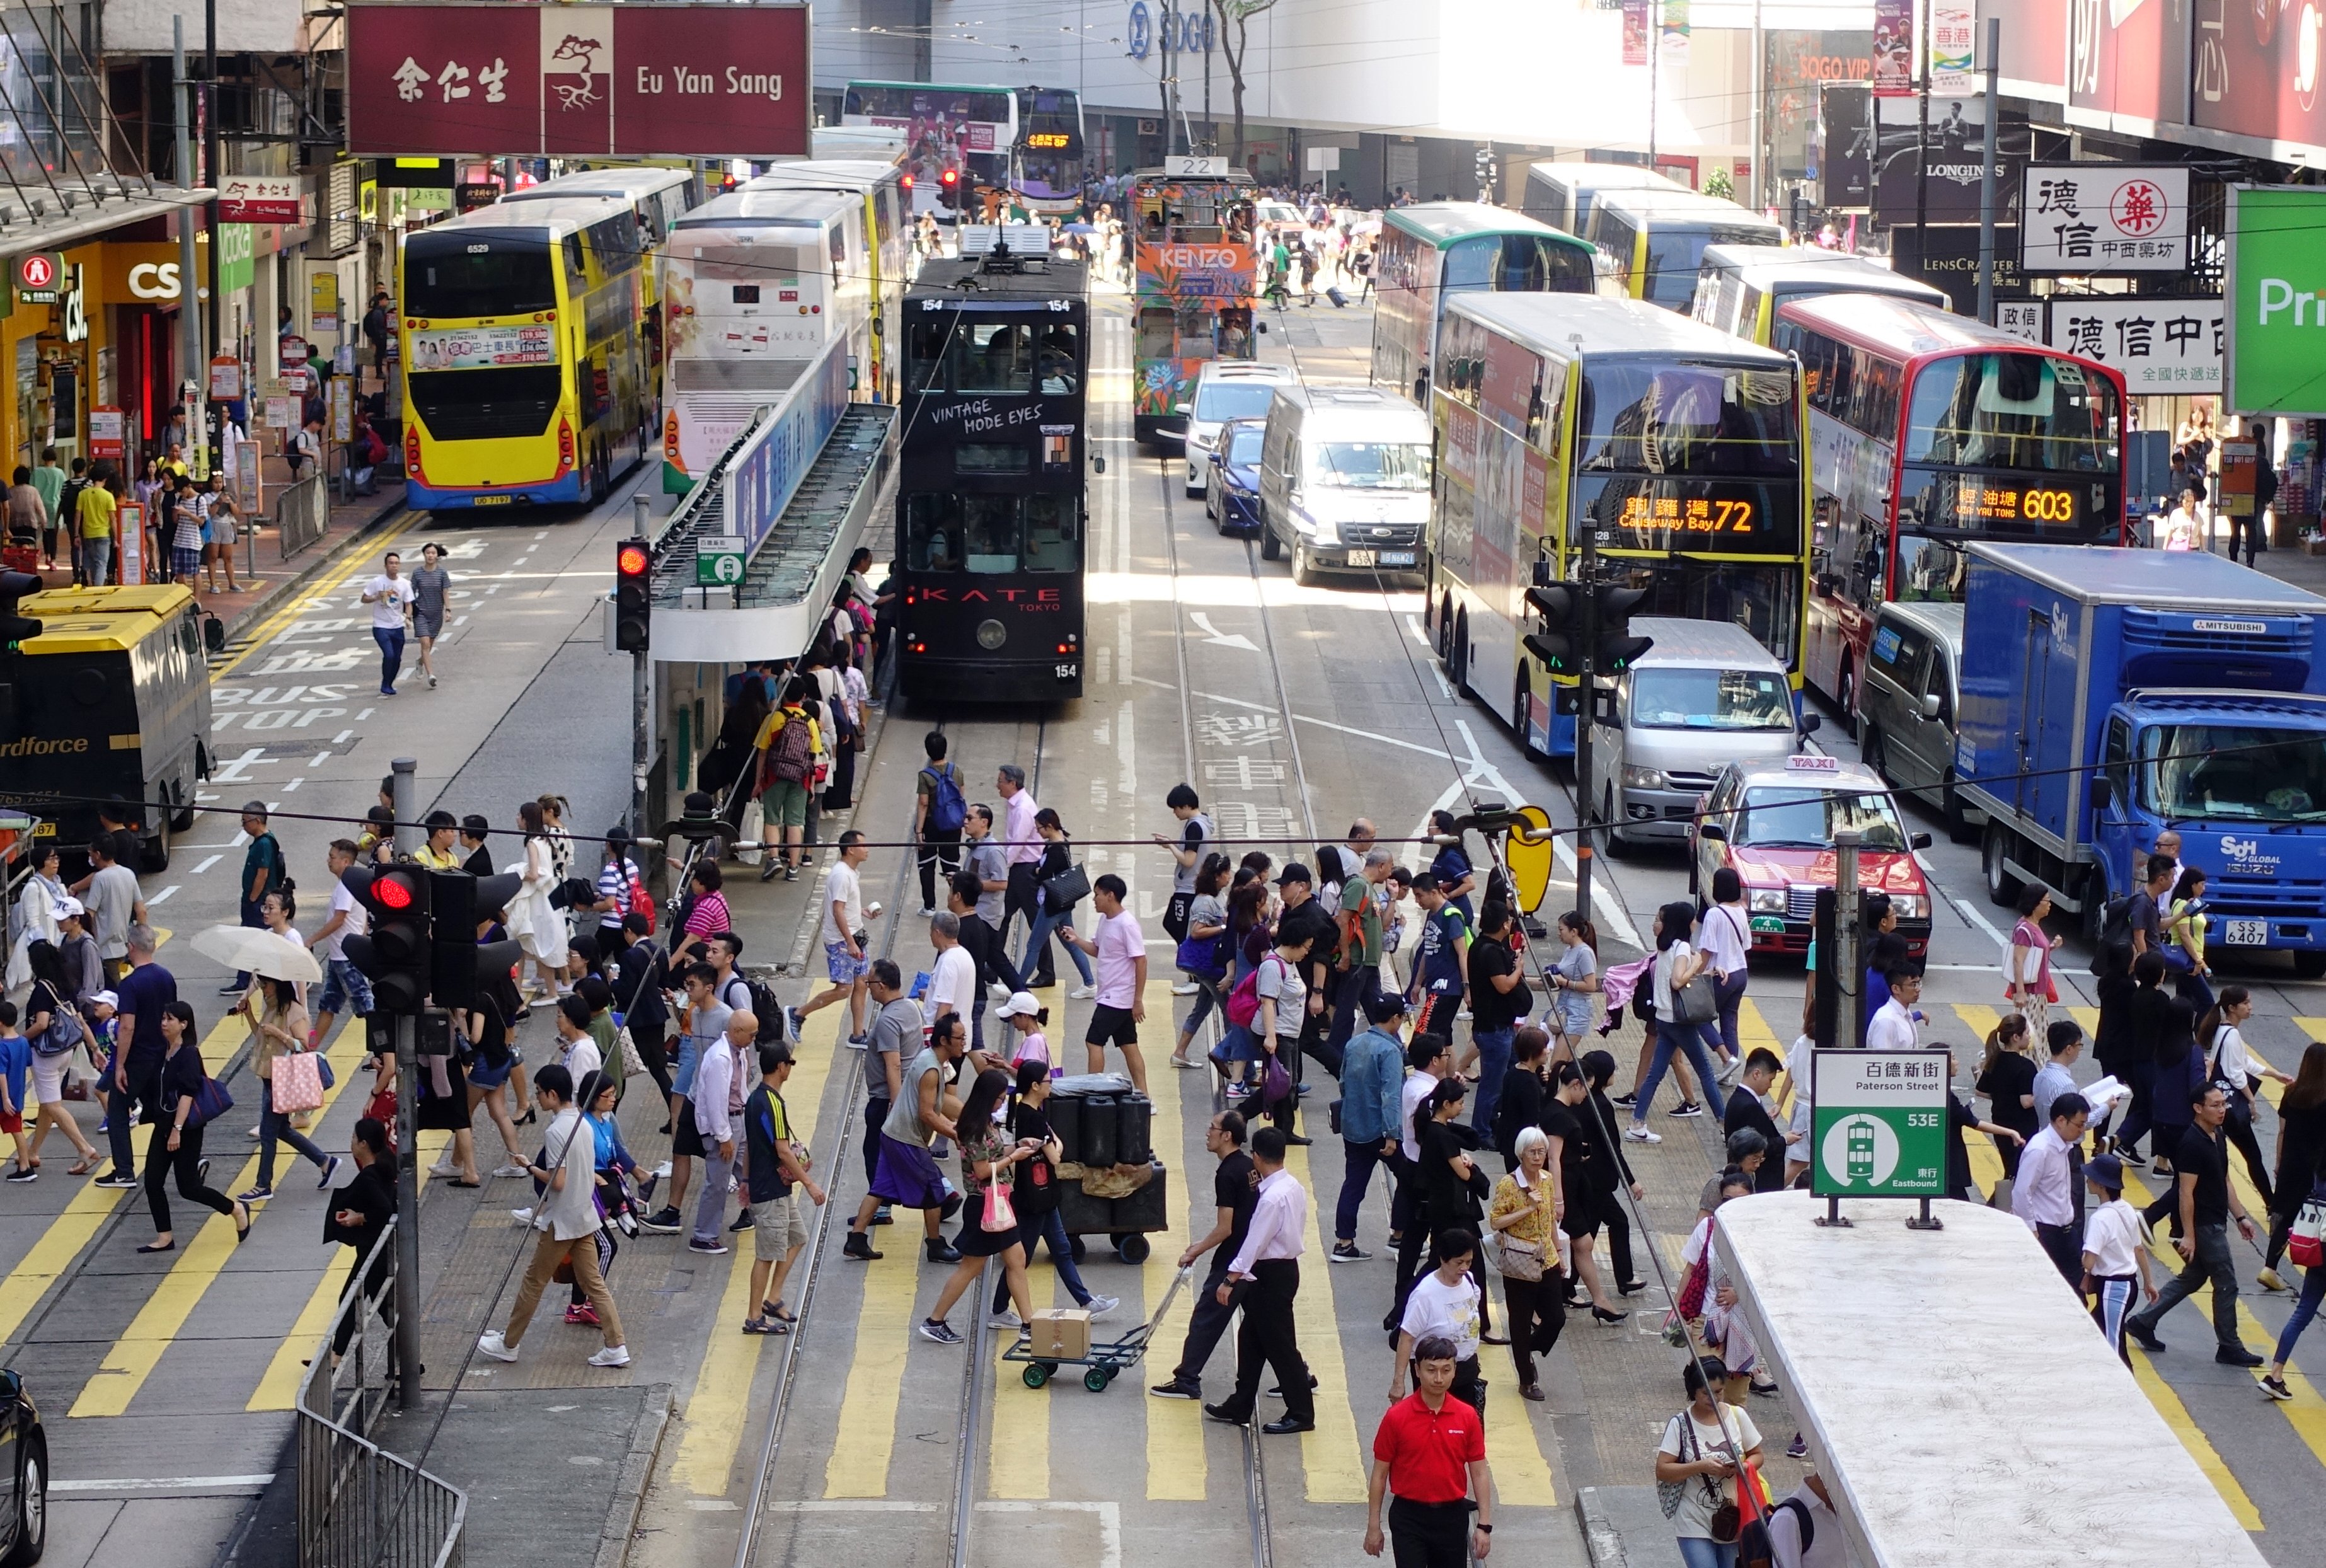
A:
[[364, 572, 410, 631], [926, 942, 976, 1027], [822, 860, 864, 948], [318, 877, 369, 961], [1399, 1267, 1482, 1361]]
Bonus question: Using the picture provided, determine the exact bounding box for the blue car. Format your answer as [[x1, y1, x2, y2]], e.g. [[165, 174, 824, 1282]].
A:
[[1204, 417, 1267, 536]]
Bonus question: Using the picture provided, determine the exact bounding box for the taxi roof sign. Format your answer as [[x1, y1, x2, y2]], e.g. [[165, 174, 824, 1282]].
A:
[[1785, 753, 1841, 772]]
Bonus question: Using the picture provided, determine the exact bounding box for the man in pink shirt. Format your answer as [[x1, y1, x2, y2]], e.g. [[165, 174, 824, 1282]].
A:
[[996, 762, 1048, 984], [1068, 873, 1148, 1092]]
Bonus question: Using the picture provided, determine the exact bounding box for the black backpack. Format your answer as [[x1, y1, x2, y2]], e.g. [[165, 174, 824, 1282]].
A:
[[2088, 895, 2135, 974]]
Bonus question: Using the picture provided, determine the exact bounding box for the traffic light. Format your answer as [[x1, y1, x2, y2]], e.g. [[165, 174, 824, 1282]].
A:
[[426, 868, 524, 1012], [1521, 580, 1654, 674], [1593, 581, 1654, 671], [614, 539, 651, 653], [1522, 582, 1582, 674], [0, 569, 42, 651], [343, 862, 432, 1015], [938, 165, 962, 212]]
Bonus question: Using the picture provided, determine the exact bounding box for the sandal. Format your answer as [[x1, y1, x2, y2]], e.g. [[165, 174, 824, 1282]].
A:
[[69, 1157, 100, 1177], [234, 1201, 254, 1242], [763, 1300, 797, 1323]]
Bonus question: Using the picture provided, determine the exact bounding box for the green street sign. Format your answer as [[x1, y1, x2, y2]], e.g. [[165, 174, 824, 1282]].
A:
[[1809, 1049, 1949, 1199], [2225, 185, 2326, 418], [696, 536, 746, 588]]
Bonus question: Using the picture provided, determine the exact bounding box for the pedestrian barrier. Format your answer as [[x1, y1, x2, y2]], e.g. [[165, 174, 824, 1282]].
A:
[[295, 1221, 467, 1568], [278, 474, 330, 560]]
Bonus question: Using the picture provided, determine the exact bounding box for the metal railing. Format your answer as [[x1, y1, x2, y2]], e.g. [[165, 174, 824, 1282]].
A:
[[296, 1221, 466, 1568], [279, 474, 329, 559]]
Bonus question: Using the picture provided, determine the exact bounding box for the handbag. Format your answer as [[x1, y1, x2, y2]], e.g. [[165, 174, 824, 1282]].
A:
[[315, 1053, 336, 1090], [1042, 862, 1090, 914], [1493, 1229, 1546, 1283], [272, 1049, 326, 1114], [736, 801, 766, 865], [183, 1074, 235, 1130], [1260, 1048, 1293, 1106], [1675, 968, 1719, 1027], [981, 1171, 1020, 1233], [2291, 1179, 2326, 1269]]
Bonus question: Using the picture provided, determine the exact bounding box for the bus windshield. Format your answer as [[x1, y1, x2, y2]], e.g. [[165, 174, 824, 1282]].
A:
[[1630, 668, 1794, 731], [1442, 233, 1596, 294], [405, 232, 556, 318], [1578, 360, 1799, 477], [2138, 723, 2326, 822], [1736, 786, 1908, 850], [1310, 441, 1431, 491], [1904, 352, 2119, 474]]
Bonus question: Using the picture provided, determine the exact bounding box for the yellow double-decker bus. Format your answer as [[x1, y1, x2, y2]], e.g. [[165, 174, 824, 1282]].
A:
[[400, 195, 656, 509]]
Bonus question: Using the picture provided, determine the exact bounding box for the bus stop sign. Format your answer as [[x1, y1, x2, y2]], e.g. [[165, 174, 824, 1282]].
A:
[[697, 536, 746, 587], [1809, 1049, 1949, 1199]]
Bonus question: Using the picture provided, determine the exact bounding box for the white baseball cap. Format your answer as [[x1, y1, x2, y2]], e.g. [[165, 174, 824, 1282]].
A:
[[50, 895, 84, 923], [995, 991, 1043, 1020]]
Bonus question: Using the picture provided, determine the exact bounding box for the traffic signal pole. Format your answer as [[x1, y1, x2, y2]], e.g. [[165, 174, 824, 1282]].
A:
[[1573, 535, 1601, 929], [393, 1009, 421, 1409], [631, 495, 652, 836]]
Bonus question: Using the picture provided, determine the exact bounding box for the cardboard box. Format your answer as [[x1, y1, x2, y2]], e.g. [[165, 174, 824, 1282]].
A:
[[1028, 1308, 1092, 1359]]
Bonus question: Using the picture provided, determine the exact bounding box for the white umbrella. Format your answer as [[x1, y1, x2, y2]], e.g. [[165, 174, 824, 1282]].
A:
[[192, 925, 323, 983]]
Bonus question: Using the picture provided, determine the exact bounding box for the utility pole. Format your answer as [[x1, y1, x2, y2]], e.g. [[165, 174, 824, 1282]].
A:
[[1914, 0, 1930, 265], [631, 494, 653, 835], [1976, 16, 2000, 325], [173, 18, 202, 468], [1833, 829, 1865, 1049], [1749, 0, 1764, 214], [1572, 532, 1602, 930], [1647, 8, 1659, 170], [203, 0, 223, 480], [389, 756, 422, 1408]]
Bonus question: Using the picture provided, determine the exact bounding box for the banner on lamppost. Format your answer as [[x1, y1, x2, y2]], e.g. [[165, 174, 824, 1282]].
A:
[[1659, 0, 1690, 68], [1622, 0, 1649, 67], [1929, 0, 1976, 95], [1872, 0, 1912, 95]]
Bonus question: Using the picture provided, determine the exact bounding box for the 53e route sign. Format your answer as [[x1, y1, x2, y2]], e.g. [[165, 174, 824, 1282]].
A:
[[1809, 1049, 1950, 1199]]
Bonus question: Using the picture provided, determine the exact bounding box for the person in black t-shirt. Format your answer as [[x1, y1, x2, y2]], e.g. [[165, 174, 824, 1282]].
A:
[[2126, 1084, 2261, 1363], [1153, 1111, 1258, 1400]]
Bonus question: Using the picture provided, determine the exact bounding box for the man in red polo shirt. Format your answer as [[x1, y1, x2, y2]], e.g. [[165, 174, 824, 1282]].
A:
[[1365, 1334, 1495, 1567]]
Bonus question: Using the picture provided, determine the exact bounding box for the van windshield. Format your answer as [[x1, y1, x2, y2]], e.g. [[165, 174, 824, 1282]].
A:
[[1309, 441, 1431, 491], [1630, 668, 1793, 731], [1194, 380, 1281, 423]]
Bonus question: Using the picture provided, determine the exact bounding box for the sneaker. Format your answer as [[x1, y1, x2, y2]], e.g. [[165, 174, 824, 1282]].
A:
[[1669, 1101, 1705, 1118], [2258, 1268, 2290, 1293], [688, 1237, 730, 1255], [639, 1207, 682, 1234], [427, 673, 438, 689], [565, 1303, 601, 1327], [843, 1231, 884, 1261], [1069, 985, 1095, 1000], [1085, 1294, 1120, 1320], [95, 1170, 139, 1189], [2117, 1149, 2147, 1168], [3, 1167, 36, 1184], [1172, 981, 1200, 995], [1717, 1056, 1743, 1084], [783, 866, 800, 882], [510, 1208, 536, 1225], [491, 1163, 530, 1179], [218, 982, 246, 997], [318, 1155, 343, 1190], [1785, 1434, 1808, 1460], [235, 1185, 274, 1203], [429, 1161, 461, 1177], [2262, 1374, 2294, 1401], [476, 1330, 519, 1363], [870, 1205, 894, 1226], [847, 1034, 871, 1049], [1149, 1378, 1203, 1400], [1609, 1092, 1637, 1109], [1331, 1242, 1371, 1263], [2216, 1346, 2266, 1368], [653, 1160, 673, 1180], [918, 907, 938, 919], [587, 1346, 632, 1368], [1623, 1126, 1663, 1144], [730, 1211, 754, 1232], [918, 1318, 965, 1345], [990, 1311, 1025, 1332]]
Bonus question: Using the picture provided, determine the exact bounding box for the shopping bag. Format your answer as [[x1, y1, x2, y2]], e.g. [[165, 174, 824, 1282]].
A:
[[2291, 1180, 2326, 1269], [272, 1050, 325, 1114], [981, 1179, 1018, 1233], [735, 800, 765, 865]]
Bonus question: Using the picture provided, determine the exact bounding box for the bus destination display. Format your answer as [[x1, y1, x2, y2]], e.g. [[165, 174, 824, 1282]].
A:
[[1911, 471, 2099, 534], [1580, 476, 1801, 555]]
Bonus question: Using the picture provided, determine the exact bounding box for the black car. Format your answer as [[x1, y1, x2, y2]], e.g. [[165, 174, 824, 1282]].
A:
[[0, 1369, 43, 1565]]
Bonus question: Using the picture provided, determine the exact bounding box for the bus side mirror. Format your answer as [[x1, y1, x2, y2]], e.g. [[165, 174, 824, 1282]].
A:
[[1092, 456, 1106, 475]]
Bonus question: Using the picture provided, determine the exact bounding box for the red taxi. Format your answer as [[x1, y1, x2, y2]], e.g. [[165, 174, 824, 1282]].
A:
[[1688, 753, 1933, 957]]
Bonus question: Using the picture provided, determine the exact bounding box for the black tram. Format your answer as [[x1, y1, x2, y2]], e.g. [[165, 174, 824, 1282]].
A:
[[895, 240, 1090, 703]]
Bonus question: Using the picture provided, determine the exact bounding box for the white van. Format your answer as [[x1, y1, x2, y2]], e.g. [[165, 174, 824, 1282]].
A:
[[1256, 386, 1432, 585], [1589, 616, 1817, 852], [1184, 360, 1299, 494]]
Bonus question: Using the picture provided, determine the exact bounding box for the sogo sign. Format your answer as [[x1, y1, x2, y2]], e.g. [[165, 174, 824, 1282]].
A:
[[2225, 185, 2326, 417]]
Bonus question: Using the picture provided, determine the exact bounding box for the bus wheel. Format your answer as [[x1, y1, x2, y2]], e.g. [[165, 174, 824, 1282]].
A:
[[1836, 666, 1858, 740], [1451, 616, 1470, 695], [2295, 953, 2326, 979]]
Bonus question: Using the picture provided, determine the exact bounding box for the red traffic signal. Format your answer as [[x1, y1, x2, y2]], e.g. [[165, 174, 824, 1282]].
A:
[[940, 167, 959, 186], [343, 863, 432, 1014], [617, 542, 650, 579], [615, 538, 652, 654]]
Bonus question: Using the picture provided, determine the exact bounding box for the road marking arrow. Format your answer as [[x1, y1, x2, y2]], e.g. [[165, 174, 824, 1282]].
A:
[[1189, 611, 1258, 651]]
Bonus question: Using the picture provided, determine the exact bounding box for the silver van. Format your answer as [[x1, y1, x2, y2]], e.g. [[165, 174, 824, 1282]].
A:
[[1591, 617, 1816, 852], [1257, 386, 1433, 585], [1858, 600, 1979, 841]]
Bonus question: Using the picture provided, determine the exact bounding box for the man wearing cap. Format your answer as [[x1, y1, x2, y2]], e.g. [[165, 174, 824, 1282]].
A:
[[98, 924, 175, 1189], [1274, 865, 1338, 1088], [1335, 992, 1411, 1263], [227, 802, 285, 994]]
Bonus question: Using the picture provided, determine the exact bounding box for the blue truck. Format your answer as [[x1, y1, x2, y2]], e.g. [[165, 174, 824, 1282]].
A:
[[1958, 542, 2326, 976]]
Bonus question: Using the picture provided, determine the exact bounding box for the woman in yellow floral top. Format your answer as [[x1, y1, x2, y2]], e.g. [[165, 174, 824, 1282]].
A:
[[1489, 1123, 1566, 1402]]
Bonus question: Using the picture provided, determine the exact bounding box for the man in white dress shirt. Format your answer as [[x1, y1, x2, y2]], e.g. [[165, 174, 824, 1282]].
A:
[[2011, 1092, 2091, 1284], [1863, 964, 1924, 1051], [1204, 1126, 1317, 1434]]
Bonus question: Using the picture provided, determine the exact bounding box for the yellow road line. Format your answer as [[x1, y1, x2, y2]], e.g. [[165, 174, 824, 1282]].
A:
[[0, 1180, 132, 1350], [1277, 1124, 1370, 1504], [212, 511, 420, 681], [1480, 1363, 1558, 1506], [1142, 983, 1206, 1502], [2127, 1346, 2265, 1529], [70, 1017, 360, 1418], [822, 1216, 921, 1495], [672, 1003, 843, 1493], [245, 1128, 449, 1412]]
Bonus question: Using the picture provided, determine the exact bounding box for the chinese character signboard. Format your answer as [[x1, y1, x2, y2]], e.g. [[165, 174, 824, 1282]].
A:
[[218, 175, 302, 224], [2225, 186, 2326, 418], [2020, 164, 2188, 272], [1810, 1049, 1949, 1199], [1928, 0, 1976, 95], [1995, 300, 2044, 344], [347, 3, 810, 158], [2046, 297, 2222, 393]]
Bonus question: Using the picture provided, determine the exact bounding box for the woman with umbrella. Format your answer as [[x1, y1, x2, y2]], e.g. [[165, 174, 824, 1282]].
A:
[[197, 916, 338, 1202]]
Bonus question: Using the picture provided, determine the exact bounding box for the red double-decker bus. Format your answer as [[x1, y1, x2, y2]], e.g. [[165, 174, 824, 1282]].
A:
[[1772, 293, 2127, 724]]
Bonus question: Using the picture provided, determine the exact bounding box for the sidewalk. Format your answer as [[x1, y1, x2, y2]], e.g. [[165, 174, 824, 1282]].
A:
[[25, 476, 409, 645]]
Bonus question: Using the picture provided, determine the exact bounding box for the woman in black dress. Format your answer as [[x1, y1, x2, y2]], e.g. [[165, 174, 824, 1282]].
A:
[[1566, 1049, 1644, 1310], [1974, 1013, 2040, 1179], [142, 1003, 250, 1252], [1408, 1076, 1495, 1340]]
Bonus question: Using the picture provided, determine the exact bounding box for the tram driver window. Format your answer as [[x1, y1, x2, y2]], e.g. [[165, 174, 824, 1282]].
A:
[[1024, 496, 1079, 572], [962, 323, 1033, 393], [908, 316, 952, 393], [906, 493, 965, 572], [1037, 324, 1080, 394], [962, 495, 1020, 572]]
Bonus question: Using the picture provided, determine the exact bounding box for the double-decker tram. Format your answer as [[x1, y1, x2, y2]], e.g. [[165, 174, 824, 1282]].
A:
[[1129, 159, 1257, 446], [400, 195, 655, 509], [1016, 87, 1086, 215], [1770, 292, 2127, 722], [659, 187, 874, 492], [1425, 293, 1809, 758], [894, 232, 1090, 702]]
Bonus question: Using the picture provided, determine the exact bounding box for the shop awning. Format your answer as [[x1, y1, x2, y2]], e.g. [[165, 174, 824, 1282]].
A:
[[0, 178, 214, 259]]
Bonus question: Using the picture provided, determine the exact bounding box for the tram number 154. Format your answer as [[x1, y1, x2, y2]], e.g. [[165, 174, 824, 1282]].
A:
[[1056, 663, 1080, 681]]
